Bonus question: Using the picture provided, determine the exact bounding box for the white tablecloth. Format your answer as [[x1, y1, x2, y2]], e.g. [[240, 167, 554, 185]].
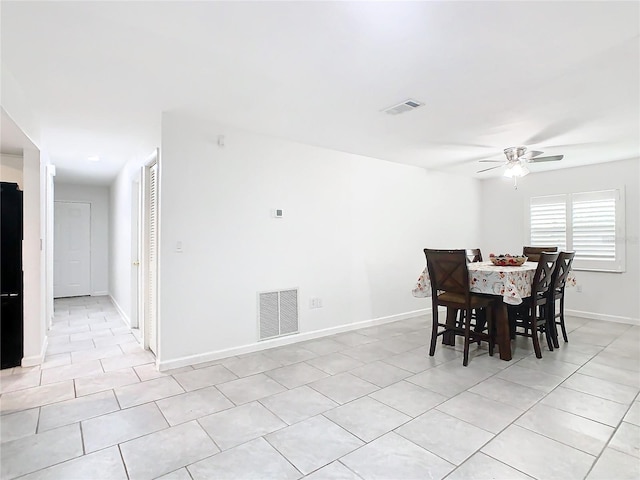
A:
[[413, 261, 539, 305]]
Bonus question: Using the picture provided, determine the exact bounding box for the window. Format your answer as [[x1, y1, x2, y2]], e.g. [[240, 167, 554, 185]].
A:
[[529, 195, 567, 250], [529, 189, 625, 272]]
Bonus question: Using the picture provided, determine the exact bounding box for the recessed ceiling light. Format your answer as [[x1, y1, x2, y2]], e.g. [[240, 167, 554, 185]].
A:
[[88, 155, 100, 162]]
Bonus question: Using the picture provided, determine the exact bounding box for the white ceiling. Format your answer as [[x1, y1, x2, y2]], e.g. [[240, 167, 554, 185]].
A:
[[1, 108, 35, 156], [1, 1, 638, 185]]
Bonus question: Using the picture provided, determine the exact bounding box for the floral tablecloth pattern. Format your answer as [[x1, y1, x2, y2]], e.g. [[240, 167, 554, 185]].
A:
[[412, 261, 572, 305]]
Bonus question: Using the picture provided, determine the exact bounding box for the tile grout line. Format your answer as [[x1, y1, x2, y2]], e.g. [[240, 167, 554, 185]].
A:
[[260, 432, 306, 477], [582, 390, 640, 479], [117, 444, 131, 480], [476, 324, 638, 478], [429, 331, 604, 477]]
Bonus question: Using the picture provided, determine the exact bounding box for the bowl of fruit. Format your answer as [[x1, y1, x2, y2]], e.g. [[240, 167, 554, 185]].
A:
[[489, 254, 528, 266]]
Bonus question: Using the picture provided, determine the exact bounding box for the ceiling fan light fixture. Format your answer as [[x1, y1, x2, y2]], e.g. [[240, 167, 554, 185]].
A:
[[503, 163, 529, 178]]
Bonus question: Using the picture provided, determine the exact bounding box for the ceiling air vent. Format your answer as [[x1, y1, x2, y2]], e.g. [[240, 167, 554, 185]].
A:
[[383, 99, 424, 115]]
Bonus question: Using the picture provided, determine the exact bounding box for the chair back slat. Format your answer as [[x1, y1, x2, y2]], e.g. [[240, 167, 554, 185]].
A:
[[553, 251, 576, 291], [465, 248, 483, 263], [532, 251, 560, 299], [424, 249, 470, 299], [523, 245, 558, 262]]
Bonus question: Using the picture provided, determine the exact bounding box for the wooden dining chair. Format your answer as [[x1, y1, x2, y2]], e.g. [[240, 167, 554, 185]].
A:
[[509, 251, 560, 358], [424, 249, 496, 366], [523, 246, 558, 262], [548, 251, 576, 345], [465, 248, 483, 263], [512, 246, 558, 325], [459, 248, 486, 335]]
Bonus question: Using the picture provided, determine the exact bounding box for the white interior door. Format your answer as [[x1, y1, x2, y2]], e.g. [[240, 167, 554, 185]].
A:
[[54, 201, 91, 298], [143, 155, 158, 354]]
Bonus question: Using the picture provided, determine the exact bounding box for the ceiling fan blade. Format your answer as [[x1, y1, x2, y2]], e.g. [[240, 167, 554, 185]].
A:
[[477, 164, 505, 173], [543, 142, 599, 149], [524, 119, 587, 145], [529, 155, 564, 163], [519, 150, 544, 160], [447, 153, 504, 168], [478, 159, 504, 163]]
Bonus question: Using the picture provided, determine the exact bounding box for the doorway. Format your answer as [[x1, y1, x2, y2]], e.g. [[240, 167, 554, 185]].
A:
[[54, 201, 91, 298]]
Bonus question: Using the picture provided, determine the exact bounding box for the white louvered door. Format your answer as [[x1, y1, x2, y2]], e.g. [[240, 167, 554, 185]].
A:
[[144, 156, 158, 354]]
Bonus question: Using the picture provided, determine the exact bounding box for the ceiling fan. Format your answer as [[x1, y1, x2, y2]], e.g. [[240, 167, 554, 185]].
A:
[[476, 146, 563, 188], [477, 146, 564, 174]]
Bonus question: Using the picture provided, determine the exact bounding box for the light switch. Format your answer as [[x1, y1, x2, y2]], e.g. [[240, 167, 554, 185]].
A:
[[176, 241, 183, 253]]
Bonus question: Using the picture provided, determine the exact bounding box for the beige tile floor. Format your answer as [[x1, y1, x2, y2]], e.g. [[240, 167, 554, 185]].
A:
[[1, 296, 638, 479]]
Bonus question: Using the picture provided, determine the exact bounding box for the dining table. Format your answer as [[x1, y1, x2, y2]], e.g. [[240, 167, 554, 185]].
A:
[[413, 260, 540, 361]]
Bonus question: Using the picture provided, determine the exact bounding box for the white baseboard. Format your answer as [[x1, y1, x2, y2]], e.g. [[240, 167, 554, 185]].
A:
[[109, 295, 131, 328], [157, 308, 431, 371], [22, 336, 48, 367], [566, 309, 639, 326], [91, 291, 109, 297]]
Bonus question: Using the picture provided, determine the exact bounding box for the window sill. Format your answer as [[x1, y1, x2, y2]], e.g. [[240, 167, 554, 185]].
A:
[[572, 267, 625, 274]]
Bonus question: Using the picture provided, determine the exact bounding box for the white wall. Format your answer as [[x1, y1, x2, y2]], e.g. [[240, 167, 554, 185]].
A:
[[55, 183, 110, 295], [158, 112, 482, 367], [45, 165, 55, 329], [109, 162, 142, 325], [22, 148, 45, 365], [480, 158, 639, 323], [2, 70, 51, 366], [1, 66, 41, 148], [0, 154, 23, 187]]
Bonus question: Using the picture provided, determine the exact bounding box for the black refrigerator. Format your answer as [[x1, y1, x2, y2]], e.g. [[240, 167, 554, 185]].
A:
[[1, 182, 24, 369]]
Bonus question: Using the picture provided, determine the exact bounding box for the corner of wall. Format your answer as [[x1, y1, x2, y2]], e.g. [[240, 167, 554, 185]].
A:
[[22, 336, 47, 367]]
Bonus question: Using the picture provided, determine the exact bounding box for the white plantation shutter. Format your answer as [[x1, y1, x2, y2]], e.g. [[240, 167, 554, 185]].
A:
[[148, 162, 157, 353], [145, 159, 159, 354], [572, 191, 616, 261], [529, 188, 625, 272], [530, 195, 567, 250]]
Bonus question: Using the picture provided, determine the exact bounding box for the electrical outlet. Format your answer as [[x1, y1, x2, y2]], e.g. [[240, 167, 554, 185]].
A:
[[309, 298, 323, 309], [576, 285, 583, 293]]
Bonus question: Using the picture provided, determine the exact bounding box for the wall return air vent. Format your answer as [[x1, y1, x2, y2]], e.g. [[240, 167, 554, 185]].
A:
[[382, 99, 424, 115], [258, 289, 299, 341]]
